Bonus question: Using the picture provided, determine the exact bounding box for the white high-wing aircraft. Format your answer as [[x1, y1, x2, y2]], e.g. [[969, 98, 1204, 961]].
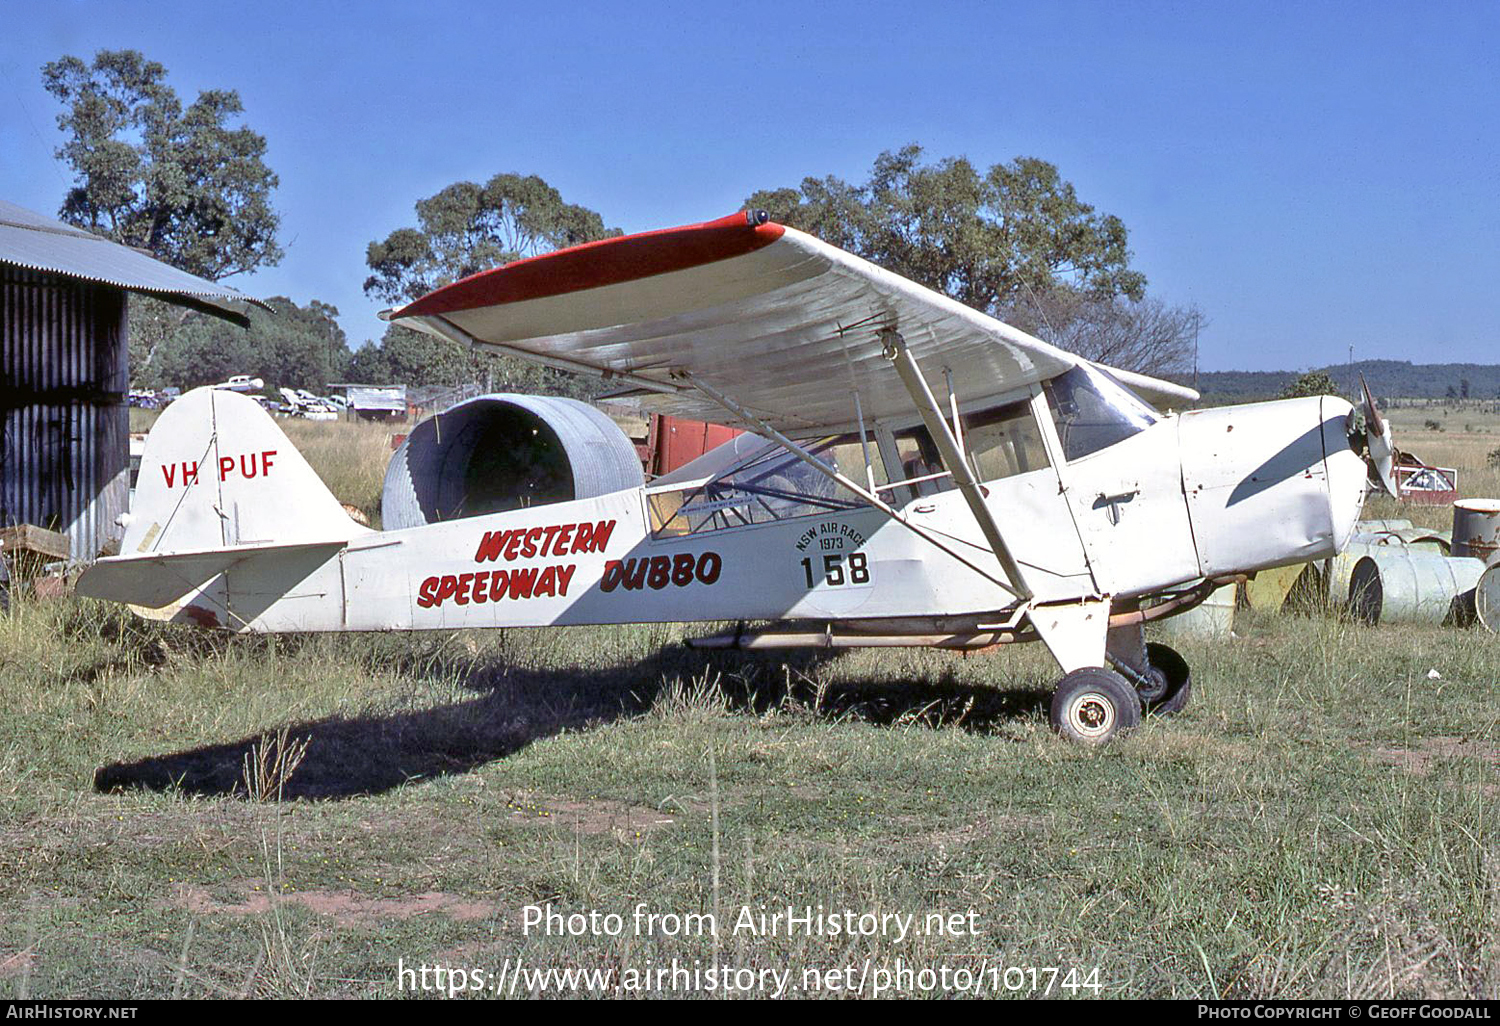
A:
[[79, 212, 1394, 744]]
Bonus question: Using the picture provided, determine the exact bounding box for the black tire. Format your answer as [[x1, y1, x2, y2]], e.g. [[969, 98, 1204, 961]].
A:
[[1049, 667, 1142, 745], [1143, 641, 1191, 716]]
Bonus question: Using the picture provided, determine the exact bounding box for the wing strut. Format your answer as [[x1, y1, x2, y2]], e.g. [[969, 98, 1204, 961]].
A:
[[881, 329, 1034, 601], [677, 371, 1025, 600]]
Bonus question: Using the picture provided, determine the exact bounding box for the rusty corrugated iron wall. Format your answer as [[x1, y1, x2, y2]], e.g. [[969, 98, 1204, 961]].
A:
[[1, 265, 129, 561]]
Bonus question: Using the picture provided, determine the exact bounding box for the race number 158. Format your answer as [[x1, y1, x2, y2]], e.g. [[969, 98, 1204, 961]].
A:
[[801, 552, 870, 588]]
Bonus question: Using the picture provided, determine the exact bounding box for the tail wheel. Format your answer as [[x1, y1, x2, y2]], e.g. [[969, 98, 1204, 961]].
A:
[[1143, 642, 1192, 716], [1050, 667, 1141, 745]]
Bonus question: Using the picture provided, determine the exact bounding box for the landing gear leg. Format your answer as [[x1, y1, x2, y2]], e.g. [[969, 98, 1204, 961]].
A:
[[1032, 599, 1142, 745], [1105, 623, 1191, 715]]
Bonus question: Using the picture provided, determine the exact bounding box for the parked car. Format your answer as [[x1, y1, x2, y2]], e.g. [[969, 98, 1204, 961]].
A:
[[216, 375, 264, 392]]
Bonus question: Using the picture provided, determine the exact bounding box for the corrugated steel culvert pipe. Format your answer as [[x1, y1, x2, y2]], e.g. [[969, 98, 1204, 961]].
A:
[[382, 394, 645, 529]]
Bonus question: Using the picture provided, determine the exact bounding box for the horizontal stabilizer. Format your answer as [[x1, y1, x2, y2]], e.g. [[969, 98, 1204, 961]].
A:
[[78, 540, 346, 610]]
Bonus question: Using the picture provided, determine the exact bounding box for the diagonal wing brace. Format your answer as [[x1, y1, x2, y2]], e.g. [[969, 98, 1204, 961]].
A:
[[678, 370, 1025, 600], [881, 329, 1033, 601]]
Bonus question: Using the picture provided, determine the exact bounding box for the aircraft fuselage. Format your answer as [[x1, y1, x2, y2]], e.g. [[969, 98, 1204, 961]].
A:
[[115, 393, 1365, 637]]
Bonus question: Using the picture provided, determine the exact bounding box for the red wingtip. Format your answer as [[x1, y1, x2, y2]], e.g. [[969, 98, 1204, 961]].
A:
[[392, 212, 785, 320]]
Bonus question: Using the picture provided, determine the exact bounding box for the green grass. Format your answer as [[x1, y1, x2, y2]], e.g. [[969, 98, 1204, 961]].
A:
[[0, 593, 1496, 999], [8, 399, 1492, 999]]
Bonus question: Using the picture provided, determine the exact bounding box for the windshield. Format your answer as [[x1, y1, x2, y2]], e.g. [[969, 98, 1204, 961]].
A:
[[1044, 364, 1159, 461], [649, 435, 878, 536]]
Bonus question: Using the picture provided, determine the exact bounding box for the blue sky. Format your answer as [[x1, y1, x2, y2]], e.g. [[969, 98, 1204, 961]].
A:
[[2, 0, 1496, 371]]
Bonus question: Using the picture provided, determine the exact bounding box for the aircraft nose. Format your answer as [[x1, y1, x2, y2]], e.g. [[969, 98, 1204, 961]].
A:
[[1320, 395, 1367, 552], [1179, 395, 1340, 575]]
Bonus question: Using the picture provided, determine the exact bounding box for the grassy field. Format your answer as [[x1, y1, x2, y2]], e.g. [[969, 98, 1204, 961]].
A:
[[5, 403, 1493, 1000]]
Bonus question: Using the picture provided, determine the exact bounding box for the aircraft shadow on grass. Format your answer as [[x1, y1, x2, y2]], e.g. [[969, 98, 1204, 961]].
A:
[[93, 645, 1050, 801]]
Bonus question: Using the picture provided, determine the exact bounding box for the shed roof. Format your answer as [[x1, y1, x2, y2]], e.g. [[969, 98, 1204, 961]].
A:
[[346, 385, 407, 411], [0, 199, 263, 326]]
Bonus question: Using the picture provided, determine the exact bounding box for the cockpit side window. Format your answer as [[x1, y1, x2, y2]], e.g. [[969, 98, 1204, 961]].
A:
[[1043, 365, 1159, 461], [648, 434, 880, 536], [962, 400, 1051, 481], [887, 399, 1050, 498], [647, 395, 1060, 535]]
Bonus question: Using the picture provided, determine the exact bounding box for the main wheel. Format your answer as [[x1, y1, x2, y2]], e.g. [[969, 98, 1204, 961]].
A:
[[1049, 667, 1142, 745], [1142, 642, 1191, 716]]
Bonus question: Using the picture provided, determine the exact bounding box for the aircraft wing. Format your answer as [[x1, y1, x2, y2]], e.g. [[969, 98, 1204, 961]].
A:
[[387, 211, 1198, 433], [1102, 365, 1200, 412]]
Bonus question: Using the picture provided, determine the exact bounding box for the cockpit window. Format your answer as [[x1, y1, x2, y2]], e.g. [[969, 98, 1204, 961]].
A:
[[887, 399, 1051, 500], [648, 435, 879, 536], [1043, 364, 1159, 461], [960, 400, 1051, 481], [647, 396, 1060, 536]]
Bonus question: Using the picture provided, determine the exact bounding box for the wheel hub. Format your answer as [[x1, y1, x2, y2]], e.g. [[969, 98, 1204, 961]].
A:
[[1068, 692, 1115, 739], [1049, 666, 1142, 745], [1135, 666, 1169, 704]]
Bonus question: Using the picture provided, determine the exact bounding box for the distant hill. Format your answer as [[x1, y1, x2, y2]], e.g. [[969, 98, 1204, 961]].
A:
[[1182, 360, 1500, 404]]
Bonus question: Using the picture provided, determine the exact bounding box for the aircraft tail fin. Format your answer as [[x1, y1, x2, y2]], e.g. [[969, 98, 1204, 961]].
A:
[[118, 386, 371, 556]]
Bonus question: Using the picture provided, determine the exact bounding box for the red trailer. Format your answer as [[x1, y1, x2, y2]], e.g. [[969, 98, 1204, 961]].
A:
[[637, 414, 743, 478]]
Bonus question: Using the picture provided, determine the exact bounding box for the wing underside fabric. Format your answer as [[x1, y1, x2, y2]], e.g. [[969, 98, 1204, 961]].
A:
[[389, 213, 1198, 433]]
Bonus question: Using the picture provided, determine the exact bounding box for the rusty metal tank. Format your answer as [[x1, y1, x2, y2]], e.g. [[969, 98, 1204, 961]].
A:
[[1451, 499, 1500, 565]]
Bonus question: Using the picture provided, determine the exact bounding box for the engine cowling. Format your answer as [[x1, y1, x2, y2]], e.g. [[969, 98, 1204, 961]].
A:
[[381, 394, 644, 529]]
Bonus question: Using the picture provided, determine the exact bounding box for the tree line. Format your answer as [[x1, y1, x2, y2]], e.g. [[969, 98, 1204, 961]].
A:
[[44, 49, 1204, 395], [1200, 361, 1500, 405]]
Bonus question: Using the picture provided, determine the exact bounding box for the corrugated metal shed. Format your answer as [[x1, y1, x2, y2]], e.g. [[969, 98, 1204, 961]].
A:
[[1, 199, 261, 562], [1, 266, 127, 561], [0, 201, 260, 326], [345, 385, 407, 415]]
